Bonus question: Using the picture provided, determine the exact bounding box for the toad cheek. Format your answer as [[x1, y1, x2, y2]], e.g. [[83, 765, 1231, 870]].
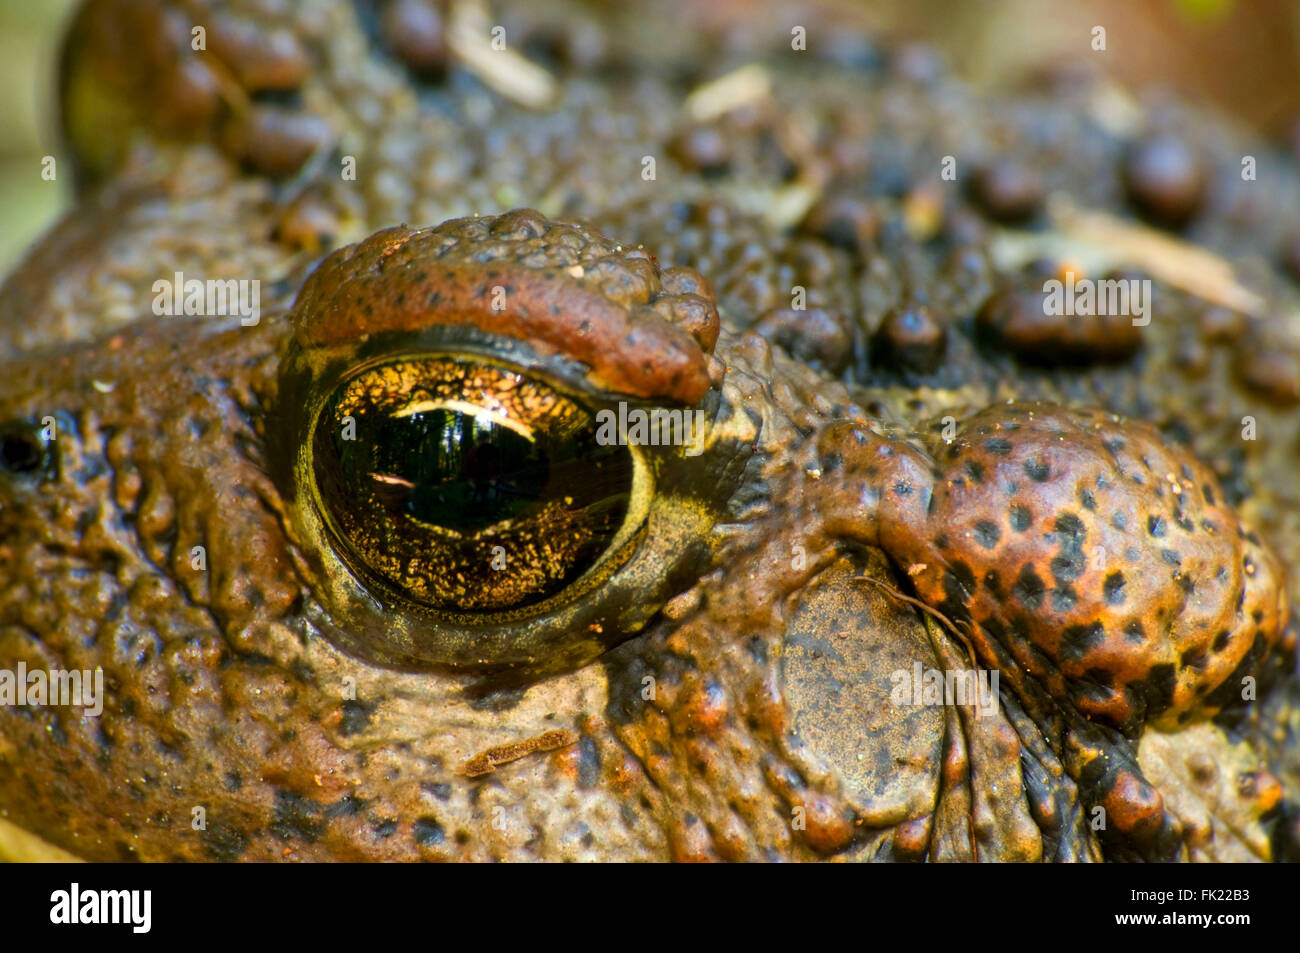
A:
[[270, 209, 744, 674]]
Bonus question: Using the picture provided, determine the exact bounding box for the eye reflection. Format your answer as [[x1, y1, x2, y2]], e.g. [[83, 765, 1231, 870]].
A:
[[361, 405, 555, 534], [313, 356, 636, 613]]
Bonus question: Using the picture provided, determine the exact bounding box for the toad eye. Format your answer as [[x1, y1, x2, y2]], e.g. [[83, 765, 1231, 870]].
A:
[[275, 213, 735, 674], [311, 355, 639, 613]]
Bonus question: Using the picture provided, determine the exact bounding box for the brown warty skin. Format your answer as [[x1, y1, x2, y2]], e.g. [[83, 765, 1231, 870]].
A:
[[0, 0, 1298, 862]]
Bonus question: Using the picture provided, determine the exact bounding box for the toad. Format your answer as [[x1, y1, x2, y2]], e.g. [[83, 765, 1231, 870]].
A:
[[1, 0, 1298, 861]]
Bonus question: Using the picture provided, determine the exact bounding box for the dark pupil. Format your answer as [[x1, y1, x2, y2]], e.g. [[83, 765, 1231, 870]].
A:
[[362, 408, 551, 534]]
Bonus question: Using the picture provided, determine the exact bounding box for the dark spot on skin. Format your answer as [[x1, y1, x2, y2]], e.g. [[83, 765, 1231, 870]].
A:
[[1073, 673, 1116, 708], [1124, 620, 1146, 644], [965, 460, 985, 482], [577, 736, 601, 788], [1051, 586, 1079, 613], [1212, 630, 1231, 652], [324, 795, 366, 819], [1078, 488, 1096, 510], [1025, 459, 1050, 482], [1202, 632, 1271, 713], [338, 700, 373, 737], [1148, 515, 1166, 537], [1082, 668, 1115, 690], [985, 437, 1012, 455], [1104, 572, 1127, 605], [1126, 663, 1178, 724], [1050, 514, 1086, 583], [1161, 549, 1182, 567], [103, 591, 128, 623], [270, 791, 324, 843], [934, 533, 950, 550], [1055, 513, 1084, 538], [1059, 622, 1106, 663], [1012, 565, 1045, 610], [1180, 647, 1208, 671], [1010, 505, 1031, 532], [944, 561, 977, 607], [413, 816, 446, 847], [1112, 511, 1128, 531], [371, 818, 398, 838], [983, 569, 1001, 594], [422, 782, 452, 801], [973, 520, 1001, 549], [1202, 484, 1216, 506], [201, 822, 250, 862], [74, 508, 95, 535]]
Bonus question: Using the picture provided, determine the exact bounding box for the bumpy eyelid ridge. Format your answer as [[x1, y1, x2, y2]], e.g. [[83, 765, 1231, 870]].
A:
[[288, 223, 714, 405]]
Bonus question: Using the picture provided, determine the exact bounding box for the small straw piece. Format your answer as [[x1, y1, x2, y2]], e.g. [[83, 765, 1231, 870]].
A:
[[1049, 196, 1264, 315], [448, 0, 558, 110], [993, 195, 1275, 320], [684, 63, 772, 123]]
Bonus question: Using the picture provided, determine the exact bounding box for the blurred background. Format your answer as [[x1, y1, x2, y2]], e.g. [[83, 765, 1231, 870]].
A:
[[1, 0, 1298, 273], [0, 0, 76, 272]]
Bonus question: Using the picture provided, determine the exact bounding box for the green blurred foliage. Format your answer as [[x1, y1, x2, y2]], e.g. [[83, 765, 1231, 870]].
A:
[[0, 0, 76, 273]]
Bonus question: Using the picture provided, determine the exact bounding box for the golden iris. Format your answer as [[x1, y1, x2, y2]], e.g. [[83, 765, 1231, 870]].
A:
[[311, 356, 636, 612]]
